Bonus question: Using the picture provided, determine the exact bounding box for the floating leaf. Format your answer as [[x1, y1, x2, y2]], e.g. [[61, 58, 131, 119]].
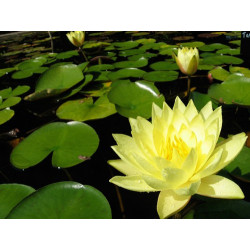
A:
[[35, 64, 84, 92], [0, 97, 21, 109], [10, 121, 99, 169], [149, 61, 178, 71], [209, 66, 231, 81], [140, 42, 166, 51], [193, 200, 250, 219], [208, 74, 250, 106], [56, 50, 79, 59], [216, 48, 240, 55], [135, 38, 156, 44], [202, 55, 243, 65], [224, 145, 250, 182], [0, 108, 15, 125], [81, 82, 112, 97], [113, 57, 148, 69], [197, 64, 215, 70], [179, 41, 205, 47], [0, 85, 30, 99], [108, 80, 164, 119], [107, 68, 145, 81], [56, 94, 116, 122], [32, 67, 49, 74], [7, 182, 112, 219], [87, 64, 114, 72], [128, 53, 157, 61], [190, 91, 218, 111], [118, 49, 145, 57], [12, 70, 33, 79], [199, 43, 229, 51], [143, 70, 179, 82], [16, 59, 44, 71], [159, 47, 178, 56], [0, 184, 35, 219], [229, 66, 250, 77], [112, 41, 139, 50]]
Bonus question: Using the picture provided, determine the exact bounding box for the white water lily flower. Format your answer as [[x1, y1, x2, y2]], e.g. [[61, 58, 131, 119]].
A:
[[108, 97, 246, 218], [174, 47, 199, 76]]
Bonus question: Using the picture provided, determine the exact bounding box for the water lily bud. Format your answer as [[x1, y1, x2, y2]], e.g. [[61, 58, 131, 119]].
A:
[[66, 31, 85, 47], [108, 97, 246, 218], [174, 47, 199, 76]]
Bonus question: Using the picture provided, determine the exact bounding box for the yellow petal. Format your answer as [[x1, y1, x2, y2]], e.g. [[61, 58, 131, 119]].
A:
[[108, 159, 140, 176], [200, 101, 213, 121], [197, 175, 244, 199], [211, 132, 247, 173], [186, 54, 198, 75], [162, 167, 188, 188], [181, 148, 197, 178], [174, 180, 201, 196], [109, 176, 158, 192], [157, 190, 191, 218], [173, 96, 186, 114], [184, 99, 198, 122]]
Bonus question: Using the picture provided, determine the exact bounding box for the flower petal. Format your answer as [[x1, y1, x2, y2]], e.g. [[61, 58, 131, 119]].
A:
[[197, 175, 244, 199], [108, 159, 140, 176], [181, 148, 198, 178], [109, 176, 158, 192], [184, 99, 198, 122], [174, 180, 201, 196], [157, 190, 191, 218], [200, 101, 213, 121], [173, 96, 186, 114]]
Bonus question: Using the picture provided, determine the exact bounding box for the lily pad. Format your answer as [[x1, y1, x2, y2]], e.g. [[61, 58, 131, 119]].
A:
[[0, 97, 21, 109], [12, 70, 33, 79], [190, 91, 218, 111], [16, 59, 44, 71], [209, 66, 231, 81], [57, 94, 116, 122], [140, 42, 166, 51], [0, 184, 35, 219], [113, 57, 148, 69], [216, 48, 240, 55], [35, 64, 84, 92], [149, 61, 178, 71], [108, 79, 164, 119], [197, 64, 215, 70], [208, 74, 250, 106], [118, 49, 145, 57], [202, 55, 243, 65], [112, 41, 139, 50], [0, 85, 30, 99], [56, 50, 79, 59], [135, 38, 156, 44], [87, 64, 114, 72], [193, 200, 250, 219], [81, 82, 112, 97], [143, 70, 179, 82], [224, 145, 250, 182], [159, 47, 178, 56], [0, 108, 15, 125], [128, 53, 157, 61], [199, 43, 229, 52], [10, 121, 99, 169], [6, 182, 112, 219], [107, 68, 146, 81], [179, 41, 205, 47], [229, 66, 250, 77]]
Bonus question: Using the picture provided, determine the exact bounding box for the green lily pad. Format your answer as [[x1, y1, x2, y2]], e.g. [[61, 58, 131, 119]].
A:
[[10, 121, 99, 169], [118, 49, 145, 57], [81, 82, 112, 97], [78, 62, 89, 71], [108, 79, 164, 119], [57, 94, 116, 122], [32, 67, 49, 74], [193, 200, 250, 219], [208, 74, 250, 106], [12, 70, 33, 79], [159, 47, 178, 56], [224, 145, 250, 182], [50, 62, 73, 68], [202, 55, 243, 65], [179, 41, 205, 47], [56, 50, 79, 59], [87, 64, 115, 72], [83, 41, 111, 49], [128, 53, 157, 61], [0, 108, 15, 125], [200, 52, 216, 58], [143, 70, 179, 82], [113, 57, 148, 69], [93, 71, 110, 82], [0, 184, 35, 219], [209, 66, 231, 81], [140, 42, 166, 51], [107, 68, 146, 81], [0, 97, 21, 109], [0, 85, 30, 99], [197, 64, 215, 70], [16, 59, 44, 71], [6, 182, 112, 219], [24, 89, 65, 101], [229, 66, 250, 77], [135, 38, 156, 44], [190, 91, 218, 111], [150, 61, 178, 71], [229, 40, 241, 46], [199, 43, 229, 51], [112, 41, 139, 50], [35, 64, 84, 92], [0, 67, 16, 78], [216, 48, 240, 55]]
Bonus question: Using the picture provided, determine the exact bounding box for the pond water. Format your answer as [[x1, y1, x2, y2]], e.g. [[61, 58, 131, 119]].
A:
[[0, 31, 250, 219]]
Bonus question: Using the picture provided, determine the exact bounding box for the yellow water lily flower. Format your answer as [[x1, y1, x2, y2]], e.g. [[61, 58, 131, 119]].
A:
[[66, 31, 85, 47], [174, 47, 199, 76], [108, 97, 246, 218]]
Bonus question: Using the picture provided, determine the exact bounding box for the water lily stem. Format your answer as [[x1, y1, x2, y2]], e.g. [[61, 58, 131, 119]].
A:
[[63, 169, 73, 181], [0, 169, 10, 182], [48, 31, 54, 53], [78, 47, 88, 62]]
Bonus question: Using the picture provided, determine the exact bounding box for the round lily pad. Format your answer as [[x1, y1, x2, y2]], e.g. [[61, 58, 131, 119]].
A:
[[216, 48, 240, 55], [0, 184, 35, 219], [16, 59, 44, 71], [107, 68, 145, 81], [6, 182, 112, 219], [108, 79, 164, 119], [209, 66, 230, 81], [12, 70, 33, 79], [0, 108, 15, 125], [87, 64, 114, 72], [229, 66, 250, 77], [149, 61, 178, 71], [10, 121, 99, 169], [143, 70, 179, 82], [199, 43, 229, 52], [113, 57, 148, 69], [202, 55, 243, 65], [56, 50, 79, 59], [56, 94, 116, 122], [112, 41, 139, 50], [118, 49, 145, 57], [179, 41, 205, 47], [35, 64, 84, 92], [208, 74, 250, 106]]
